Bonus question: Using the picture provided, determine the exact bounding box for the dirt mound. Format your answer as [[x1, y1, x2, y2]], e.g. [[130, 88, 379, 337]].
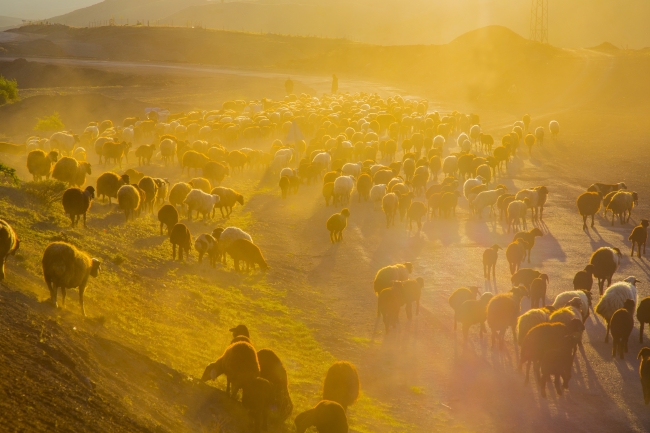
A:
[[0, 288, 246, 432]]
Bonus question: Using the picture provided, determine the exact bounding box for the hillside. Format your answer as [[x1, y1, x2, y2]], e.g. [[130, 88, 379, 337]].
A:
[[46, 0, 650, 49], [0, 16, 23, 31]]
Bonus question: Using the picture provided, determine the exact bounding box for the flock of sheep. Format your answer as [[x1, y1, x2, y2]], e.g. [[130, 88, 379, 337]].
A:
[[0, 90, 649, 430]]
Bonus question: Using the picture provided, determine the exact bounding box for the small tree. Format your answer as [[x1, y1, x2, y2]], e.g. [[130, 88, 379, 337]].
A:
[[34, 112, 65, 132], [0, 163, 20, 185], [0, 75, 18, 105]]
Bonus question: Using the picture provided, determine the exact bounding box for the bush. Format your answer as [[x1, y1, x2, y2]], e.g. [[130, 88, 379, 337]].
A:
[[34, 112, 65, 132], [0, 75, 18, 106], [21, 180, 67, 208], [0, 163, 20, 185]]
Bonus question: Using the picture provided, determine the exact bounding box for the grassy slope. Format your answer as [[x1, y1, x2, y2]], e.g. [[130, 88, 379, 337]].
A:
[[0, 155, 423, 432]]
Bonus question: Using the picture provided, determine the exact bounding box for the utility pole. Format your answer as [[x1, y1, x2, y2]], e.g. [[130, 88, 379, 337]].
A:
[[529, 0, 548, 44]]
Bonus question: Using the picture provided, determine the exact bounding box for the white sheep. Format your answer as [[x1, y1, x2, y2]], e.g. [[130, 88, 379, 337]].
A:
[[515, 188, 541, 219], [160, 138, 177, 165], [370, 184, 387, 210], [84, 125, 99, 140], [469, 125, 481, 147], [433, 135, 445, 149], [382, 192, 399, 227], [553, 290, 590, 322], [312, 152, 331, 171], [607, 190, 637, 225], [333, 175, 355, 205], [463, 175, 484, 200], [442, 155, 458, 177], [472, 187, 507, 218], [507, 199, 528, 233], [194, 233, 218, 265], [341, 162, 362, 178], [121, 127, 134, 144], [280, 167, 297, 179], [216, 227, 253, 261], [370, 164, 386, 176], [516, 308, 551, 345], [183, 189, 220, 220], [596, 277, 638, 323], [50, 132, 78, 155], [549, 120, 559, 138], [535, 126, 544, 146], [456, 133, 469, 149]]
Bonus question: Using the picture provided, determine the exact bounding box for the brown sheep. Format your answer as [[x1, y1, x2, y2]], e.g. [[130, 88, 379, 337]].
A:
[[611, 299, 635, 359], [42, 242, 100, 316], [62, 186, 95, 228], [96, 172, 129, 204], [573, 264, 595, 292], [326, 208, 350, 243], [487, 286, 528, 349], [201, 341, 260, 400], [134, 143, 156, 166], [401, 277, 424, 319], [483, 244, 501, 279], [257, 348, 292, 420], [211, 187, 245, 218], [457, 292, 494, 341], [576, 191, 601, 230], [505, 238, 528, 275], [377, 284, 406, 333], [0, 219, 19, 281], [638, 298, 650, 343], [123, 168, 145, 185], [407, 201, 427, 232], [102, 141, 130, 167], [530, 274, 550, 308], [225, 238, 268, 272], [629, 219, 649, 258], [203, 161, 229, 185], [513, 227, 543, 263], [170, 223, 192, 261], [323, 182, 335, 206], [157, 204, 179, 236], [182, 150, 210, 174], [138, 176, 158, 214], [638, 347, 650, 405], [448, 286, 480, 330], [440, 191, 460, 218], [26, 150, 59, 181], [279, 176, 290, 199], [52, 157, 92, 187], [322, 361, 360, 410], [356, 173, 372, 202], [117, 185, 141, 221], [295, 401, 348, 433]]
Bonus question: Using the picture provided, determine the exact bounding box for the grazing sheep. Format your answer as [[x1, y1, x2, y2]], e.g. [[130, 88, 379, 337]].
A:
[[0, 220, 19, 281], [52, 157, 92, 187], [211, 187, 245, 218], [516, 306, 554, 346], [201, 341, 260, 400], [26, 150, 59, 181], [170, 223, 192, 261], [184, 189, 220, 221], [530, 275, 550, 308], [195, 234, 218, 266], [487, 286, 528, 349], [42, 242, 100, 316], [62, 186, 95, 228], [449, 286, 480, 330], [326, 209, 350, 243], [257, 348, 292, 420], [216, 227, 252, 263], [607, 191, 639, 225], [483, 244, 501, 279], [157, 204, 179, 235], [506, 199, 529, 233], [373, 262, 413, 294], [596, 276, 639, 342], [573, 264, 595, 292], [535, 126, 544, 145], [225, 239, 268, 272], [169, 182, 192, 216], [407, 201, 427, 232], [629, 219, 649, 258], [638, 298, 650, 343], [505, 239, 528, 275], [513, 228, 543, 263], [322, 361, 360, 411], [96, 172, 129, 204], [295, 400, 348, 433], [590, 247, 622, 295], [576, 191, 602, 230], [611, 299, 635, 359], [242, 377, 272, 433], [458, 292, 494, 341], [117, 185, 141, 221], [639, 348, 650, 405], [552, 290, 592, 322]]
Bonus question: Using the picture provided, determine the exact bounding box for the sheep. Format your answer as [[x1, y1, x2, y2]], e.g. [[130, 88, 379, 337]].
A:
[[639, 347, 650, 405], [123, 168, 144, 185], [42, 242, 100, 316], [341, 162, 362, 178], [226, 239, 268, 272], [483, 244, 501, 279], [507, 198, 529, 233], [530, 275, 550, 308], [515, 188, 547, 220], [497, 194, 515, 220], [182, 150, 210, 174], [576, 191, 601, 230], [0, 220, 19, 281], [393, 277, 424, 319], [160, 138, 177, 165], [638, 298, 650, 343], [373, 262, 412, 294], [215, 227, 252, 262], [257, 348, 292, 420], [52, 157, 92, 187], [62, 186, 95, 228], [49, 132, 78, 155], [369, 184, 387, 209], [550, 302, 585, 357], [322, 361, 360, 412], [189, 177, 212, 194], [457, 292, 494, 341], [587, 182, 627, 196], [573, 264, 595, 292], [407, 201, 427, 232], [607, 190, 639, 225], [312, 151, 332, 172], [463, 175, 484, 200], [183, 189, 220, 221], [442, 155, 458, 177], [169, 182, 192, 216], [590, 247, 622, 295], [487, 286, 528, 349], [449, 286, 480, 330], [535, 126, 544, 145], [117, 185, 141, 221], [26, 150, 59, 181], [440, 191, 460, 218], [382, 191, 400, 228], [552, 290, 592, 322], [203, 161, 229, 185], [472, 186, 507, 218], [157, 204, 179, 236], [170, 223, 192, 261], [629, 219, 649, 258], [611, 299, 636, 359], [516, 306, 554, 346], [596, 276, 639, 342], [96, 172, 129, 204], [327, 209, 350, 243], [333, 176, 355, 205], [134, 143, 156, 166], [549, 120, 559, 138], [241, 377, 272, 433], [513, 227, 543, 263], [201, 341, 260, 400], [538, 327, 580, 398], [511, 268, 543, 290], [294, 400, 348, 433], [194, 234, 218, 266], [279, 176, 290, 199], [211, 187, 245, 218], [102, 141, 130, 167], [505, 239, 528, 275], [136, 176, 157, 214]]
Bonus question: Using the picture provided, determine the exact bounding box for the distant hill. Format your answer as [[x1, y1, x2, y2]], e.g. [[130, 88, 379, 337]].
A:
[[0, 16, 24, 31], [47, 0, 650, 49]]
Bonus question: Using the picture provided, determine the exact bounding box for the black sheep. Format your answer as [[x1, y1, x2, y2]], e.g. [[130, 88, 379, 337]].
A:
[[157, 204, 179, 236], [573, 264, 595, 292], [611, 299, 635, 359], [295, 400, 348, 433], [170, 223, 192, 261], [62, 186, 95, 227]]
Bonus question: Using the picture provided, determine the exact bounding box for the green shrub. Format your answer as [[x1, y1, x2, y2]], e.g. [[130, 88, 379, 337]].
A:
[[21, 180, 67, 208], [34, 112, 65, 132], [0, 163, 20, 185], [0, 75, 18, 105]]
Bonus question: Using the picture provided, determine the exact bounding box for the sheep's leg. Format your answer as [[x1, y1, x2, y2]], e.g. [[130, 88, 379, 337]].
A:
[[641, 322, 646, 343], [83, 213, 87, 228], [172, 244, 176, 260], [605, 321, 611, 343], [632, 243, 636, 257]]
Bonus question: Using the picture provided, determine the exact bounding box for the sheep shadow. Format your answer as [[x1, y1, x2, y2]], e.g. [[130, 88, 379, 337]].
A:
[[532, 232, 567, 265]]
